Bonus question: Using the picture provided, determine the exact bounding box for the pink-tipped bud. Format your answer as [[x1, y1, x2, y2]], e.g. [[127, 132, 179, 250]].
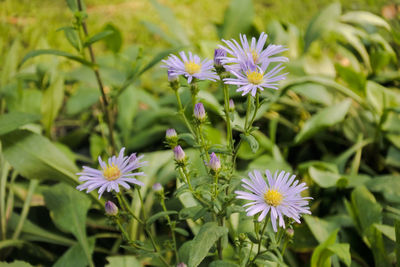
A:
[[209, 152, 221, 172], [173, 145, 186, 162], [177, 263, 187, 267], [194, 103, 206, 122], [105, 201, 118, 216], [152, 183, 163, 192], [229, 99, 235, 111], [166, 128, 178, 140]]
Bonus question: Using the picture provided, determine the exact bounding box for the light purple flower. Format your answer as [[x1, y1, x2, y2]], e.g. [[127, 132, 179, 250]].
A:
[[219, 32, 288, 72], [162, 51, 219, 83], [76, 148, 145, 199], [194, 102, 206, 121], [235, 170, 311, 232], [173, 145, 186, 162], [223, 59, 287, 96], [209, 152, 221, 172], [167, 69, 178, 82], [166, 128, 177, 139], [105, 201, 118, 216]]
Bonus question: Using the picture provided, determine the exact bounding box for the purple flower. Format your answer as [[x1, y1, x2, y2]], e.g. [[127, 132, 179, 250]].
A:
[[162, 51, 219, 83], [105, 201, 118, 216], [167, 69, 178, 82], [214, 48, 227, 67], [219, 32, 288, 72], [76, 148, 145, 199], [209, 152, 221, 172], [235, 170, 311, 232], [173, 145, 186, 162], [194, 102, 206, 121], [223, 58, 287, 96]]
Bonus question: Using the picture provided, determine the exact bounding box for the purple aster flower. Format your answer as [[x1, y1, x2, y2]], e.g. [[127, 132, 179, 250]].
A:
[[219, 32, 288, 71], [223, 58, 287, 96], [76, 148, 145, 199], [209, 152, 221, 172], [162, 51, 219, 83], [235, 169, 311, 232], [214, 48, 226, 67]]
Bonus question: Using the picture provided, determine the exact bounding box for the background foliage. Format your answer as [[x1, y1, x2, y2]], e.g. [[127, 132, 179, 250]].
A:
[[1, 0, 400, 266]]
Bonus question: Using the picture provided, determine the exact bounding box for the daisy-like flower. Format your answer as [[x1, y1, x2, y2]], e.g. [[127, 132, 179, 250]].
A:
[[218, 32, 288, 71], [76, 148, 145, 199], [235, 169, 311, 232], [224, 59, 287, 96], [162, 51, 219, 83]]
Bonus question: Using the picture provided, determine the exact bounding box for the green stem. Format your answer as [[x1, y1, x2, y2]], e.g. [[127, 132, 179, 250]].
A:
[[222, 83, 233, 152], [136, 187, 147, 220], [77, 0, 116, 154], [0, 160, 9, 241], [12, 179, 39, 240], [197, 124, 210, 162], [116, 194, 144, 224], [174, 89, 195, 136], [160, 196, 179, 262], [244, 94, 252, 130], [247, 92, 260, 131]]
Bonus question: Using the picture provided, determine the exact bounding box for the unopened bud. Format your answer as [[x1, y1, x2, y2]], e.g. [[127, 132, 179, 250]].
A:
[[173, 145, 186, 162], [194, 102, 206, 122], [239, 233, 247, 242], [166, 128, 178, 140], [177, 263, 187, 267], [229, 99, 235, 111], [168, 70, 179, 90], [286, 228, 294, 238], [214, 48, 226, 67], [105, 201, 118, 216], [152, 183, 163, 192], [209, 152, 221, 172]]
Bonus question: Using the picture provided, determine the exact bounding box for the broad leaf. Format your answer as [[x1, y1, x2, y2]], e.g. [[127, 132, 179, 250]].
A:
[[106, 256, 141, 267], [0, 113, 41, 136], [54, 237, 95, 267], [219, 0, 254, 39]]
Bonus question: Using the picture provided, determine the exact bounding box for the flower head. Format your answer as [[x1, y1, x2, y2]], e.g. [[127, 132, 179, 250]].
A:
[[76, 148, 145, 199], [235, 170, 311, 232], [219, 32, 288, 72], [105, 201, 118, 216], [194, 102, 206, 122], [223, 59, 287, 96], [173, 145, 186, 162], [162, 51, 219, 83], [209, 152, 221, 172]]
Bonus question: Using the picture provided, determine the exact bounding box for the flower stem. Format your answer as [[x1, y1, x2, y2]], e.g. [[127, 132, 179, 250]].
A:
[[77, 0, 116, 154], [222, 83, 233, 152], [115, 193, 144, 224], [174, 89, 195, 136], [160, 196, 180, 262]]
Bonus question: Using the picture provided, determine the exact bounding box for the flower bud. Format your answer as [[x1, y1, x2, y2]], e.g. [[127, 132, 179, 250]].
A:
[[194, 103, 206, 122], [177, 263, 187, 267], [168, 69, 179, 91], [286, 228, 294, 238], [209, 152, 221, 172], [229, 99, 235, 111], [173, 145, 186, 162], [239, 233, 247, 242], [105, 201, 118, 216], [214, 48, 226, 67], [152, 183, 163, 192]]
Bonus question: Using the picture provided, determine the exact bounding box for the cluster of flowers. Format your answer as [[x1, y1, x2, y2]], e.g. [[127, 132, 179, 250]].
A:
[[162, 32, 288, 96], [76, 32, 311, 232]]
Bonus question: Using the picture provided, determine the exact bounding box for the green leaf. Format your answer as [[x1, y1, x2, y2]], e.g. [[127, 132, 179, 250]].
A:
[[41, 75, 64, 134], [209, 260, 239, 267], [54, 237, 95, 267], [240, 134, 259, 153], [326, 243, 351, 267], [395, 220, 400, 265], [366, 175, 400, 203], [0, 260, 33, 267], [219, 0, 254, 39], [0, 113, 41, 136], [308, 167, 341, 188], [294, 99, 351, 144], [58, 26, 81, 52], [0, 130, 79, 185], [43, 184, 93, 266], [106, 256, 141, 267], [102, 24, 123, 53], [66, 0, 78, 12], [304, 3, 341, 51], [374, 224, 396, 242], [304, 215, 339, 243], [146, 211, 178, 225], [66, 87, 100, 116], [8, 213, 75, 246], [84, 30, 113, 47], [174, 227, 189, 237], [188, 222, 228, 267], [341, 11, 390, 30], [310, 229, 338, 267], [139, 48, 179, 75], [19, 49, 94, 68]]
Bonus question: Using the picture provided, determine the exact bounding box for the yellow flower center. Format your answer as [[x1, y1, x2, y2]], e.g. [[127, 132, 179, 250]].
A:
[[247, 71, 263, 85], [264, 189, 283, 207], [250, 49, 259, 62], [103, 163, 121, 181], [185, 61, 201, 75]]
